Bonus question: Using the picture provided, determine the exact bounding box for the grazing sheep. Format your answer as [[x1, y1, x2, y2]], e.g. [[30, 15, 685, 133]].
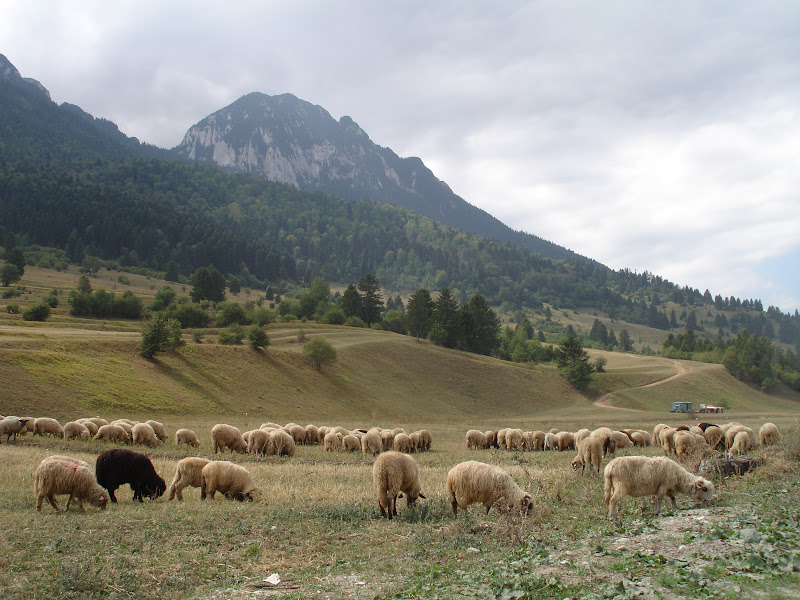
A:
[[86, 417, 109, 429], [111, 420, 134, 437], [531, 430, 545, 451], [1, 417, 32, 442], [689, 426, 704, 436], [557, 431, 576, 452], [393, 433, 413, 453], [284, 424, 306, 445], [211, 424, 247, 454], [574, 428, 591, 445], [603, 456, 714, 521], [484, 430, 499, 449], [81, 420, 99, 436], [63, 421, 91, 441], [331, 426, 350, 437], [269, 429, 296, 457], [730, 430, 752, 455], [35, 456, 109, 512], [33, 417, 64, 438], [168, 457, 210, 500], [466, 430, 486, 450], [695, 422, 718, 432], [372, 451, 425, 519], [201, 460, 262, 501], [759, 423, 781, 447], [447, 461, 533, 515], [496, 428, 509, 450], [703, 425, 724, 449], [415, 429, 432, 452], [674, 431, 699, 462], [522, 431, 536, 451], [591, 427, 614, 450], [380, 429, 396, 450], [407, 432, 420, 452], [247, 429, 271, 456], [131, 422, 160, 448], [549, 428, 560, 434], [93, 424, 130, 444], [604, 431, 633, 457], [145, 420, 168, 442], [725, 425, 756, 450], [543, 432, 558, 451], [324, 431, 343, 452], [95, 448, 166, 503], [652, 423, 669, 446], [659, 427, 679, 455], [630, 431, 650, 447], [572, 436, 603, 474], [304, 424, 319, 445], [505, 428, 524, 451], [175, 428, 201, 447], [362, 431, 383, 457]]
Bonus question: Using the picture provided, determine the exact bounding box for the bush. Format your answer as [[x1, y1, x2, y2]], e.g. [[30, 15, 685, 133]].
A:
[[167, 303, 210, 328], [216, 301, 250, 327], [281, 314, 298, 323], [22, 302, 51, 321], [247, 324, 270, 349], [218, 323, 245, 345], [141, 316, 184, 358], [302, 337, 337, 371], [344, 316, 367, 328], [320, 306, 347, 325], [2, 287, 21, 299], [44, 289, 59, 308], [191, 329, 204, 343], [252, 307, 276, 326], [6, 303, 20, 314]]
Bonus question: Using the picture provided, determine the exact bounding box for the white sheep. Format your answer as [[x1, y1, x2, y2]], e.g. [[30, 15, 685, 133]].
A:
[[211, 423, 247, 454], [201, 460, 262, 501], [168, 457, 210, 500], [543, 432, 558, 451], [730, 430, 752, 455], [652, 423, 668, 446], [704, 425, 724, 449], [63, 421, 91, 441], [33, 417, 64, 438], [603, 455, 714, 521], [86, 417, 109, 429], [571, 436, 603, 474], [269, 429, 296, 457], [284, 424, 306, 445], [659, 427, 679, 455], [145, 420, 168, 443], [531, 431, 545, 451], [496, 428, 509, 450], [380, 429, 395, 450], [34, 456, 109, 511], [342, 434, 362, 452], [247, 429, 271, 456], [466, 429, 486, 450], [725, 425, 756, 450], [574, 428, 591, 446], [630, 431, 650, 447], [505, 428, 524, 451], [557, 431, 576, 452], [80, 420, 99, 437], [605, 431, 633, 456], [372, 451, 425, 519], [324, 431, 343, 452], [304, 424, 320, 445], [131, 422, 160, 448], [175, 428, 201, 447], [93, 424, 130, 444], [446, 460, 533, 515], [393, 433, 413, 453], [361, 431, 383, 457], [484, 430, 499, 449], [759, 422, 781, 447], [415, 429, 432, 452]]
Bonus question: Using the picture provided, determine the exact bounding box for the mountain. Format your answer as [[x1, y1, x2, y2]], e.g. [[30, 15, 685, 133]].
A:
[[174, 92, 577, 261]]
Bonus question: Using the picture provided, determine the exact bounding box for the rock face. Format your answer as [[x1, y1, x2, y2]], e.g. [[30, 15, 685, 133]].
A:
[[175, 92, 576, 260], [0, 53, 51, 100]]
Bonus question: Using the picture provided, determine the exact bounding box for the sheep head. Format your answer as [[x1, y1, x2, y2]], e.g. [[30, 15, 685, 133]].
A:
[[690, 478, 715, 502]]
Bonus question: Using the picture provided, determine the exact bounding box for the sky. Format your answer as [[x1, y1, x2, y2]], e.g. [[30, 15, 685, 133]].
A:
[[2, 1, 799, 313]]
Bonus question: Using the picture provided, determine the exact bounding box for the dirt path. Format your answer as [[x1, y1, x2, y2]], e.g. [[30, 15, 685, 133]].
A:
[[594, 359, 689, 408]]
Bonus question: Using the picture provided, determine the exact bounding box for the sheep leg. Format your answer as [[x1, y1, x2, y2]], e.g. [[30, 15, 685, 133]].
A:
[[607, 489, 624, 521], [47, 494, 61, 511], [108, 488, 117, 503], [449, 494, 459, 515], [36, 495, 44, 511]]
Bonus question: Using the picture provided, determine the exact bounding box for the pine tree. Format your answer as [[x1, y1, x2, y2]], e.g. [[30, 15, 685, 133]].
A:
[[357, 273, 383, 326], [405, 288, 434, 342], [432, 288, 462, 348]]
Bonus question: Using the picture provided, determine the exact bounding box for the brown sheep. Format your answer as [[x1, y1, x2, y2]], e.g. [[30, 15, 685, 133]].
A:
[[372, 451, 425, 519], [415, 429, 432, 452], [557, 431, 576, 452]]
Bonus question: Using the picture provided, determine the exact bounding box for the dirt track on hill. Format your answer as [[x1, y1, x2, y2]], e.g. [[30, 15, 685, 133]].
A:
[[595, 359, 689, 409]]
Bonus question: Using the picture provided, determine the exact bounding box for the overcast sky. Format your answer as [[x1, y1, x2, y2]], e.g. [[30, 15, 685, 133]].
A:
[[3, 1, 799, 313]]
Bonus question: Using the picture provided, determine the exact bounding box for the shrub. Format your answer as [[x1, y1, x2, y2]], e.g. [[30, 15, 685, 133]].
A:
[[281, 314, 298, 323], [191, 329, 204, 343], [218, 323, 245, 345], [320, 306, 346, 325], [167, 303, 210, 328], [247, 324, 270, 349], [302, 337, 337, 371], [44, 289, 59, 308], [6, 303, 20, 314], [216, 301, 250, 327], [23, 302, 51, 321], [252, 307, 276, 326], [344, 316, 366, 328], [141, 316, 184, 358]]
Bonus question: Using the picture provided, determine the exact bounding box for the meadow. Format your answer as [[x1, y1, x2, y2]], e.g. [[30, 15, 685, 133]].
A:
[[1, 265, 800, 599]]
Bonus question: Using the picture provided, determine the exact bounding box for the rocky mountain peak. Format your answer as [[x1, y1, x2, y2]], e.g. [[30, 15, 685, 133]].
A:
[[0, 54, 51, 100]]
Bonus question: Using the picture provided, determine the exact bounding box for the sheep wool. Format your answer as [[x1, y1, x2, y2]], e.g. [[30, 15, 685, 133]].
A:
[[63, 421, 91, 441], [372, 451, 425, 519], [201, 460, 262, 501], [33, 417, 64, 438], [145, 420, 168, 442], [211, 423, 247, 454], [446, 460, 533, 515], [572, 436, 603, 474], [269, 429, 296, 457], [35, 456, 109, 512], [93, 424, 130, 444], [131, 422, 160, 448], [168, 457, 210, 500], [603, 455, 714, 521], [361, 431, 383, 457], [175, 428, 201, 447], [759, 422, 781, 447]]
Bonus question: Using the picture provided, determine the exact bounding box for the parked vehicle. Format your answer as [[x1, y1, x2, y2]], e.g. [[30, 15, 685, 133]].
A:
[[698, 403, 724, 413], [670, 401, 694, 413]]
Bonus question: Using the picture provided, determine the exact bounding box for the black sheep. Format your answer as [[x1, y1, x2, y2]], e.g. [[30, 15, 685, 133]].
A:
[[96, 449, 166, 503]]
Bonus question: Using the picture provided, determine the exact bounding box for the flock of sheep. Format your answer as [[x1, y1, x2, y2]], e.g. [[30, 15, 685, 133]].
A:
[[2, 412, 784, 522]]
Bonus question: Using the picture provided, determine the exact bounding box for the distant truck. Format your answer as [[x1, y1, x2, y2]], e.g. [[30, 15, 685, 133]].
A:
[[669, 401, 694, 413], [698, 403, 724, 413]]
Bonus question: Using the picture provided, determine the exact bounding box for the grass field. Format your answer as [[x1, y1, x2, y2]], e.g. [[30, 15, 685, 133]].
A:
[[2, 266, 800, 599]]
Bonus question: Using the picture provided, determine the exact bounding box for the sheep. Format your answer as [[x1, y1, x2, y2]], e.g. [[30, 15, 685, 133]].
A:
[[331, 426, 350, 437], [408, 432, 420, 452], [725, 425, 756, 450], [372, 451, 425, 519], [131, 422, 160, 448], [522, 431, 536, 451], [497, 428, 509, 450], [759, 422, 781, 447], [446, 461, 533, 515], [557, 431, 576, 452], [674, 431, 699, 462], [591, 427, 614, 450], [416, 429, 432, 452], [284, 424, 306, 445], [81, 420, 99, 437], [304, 424, 319, 445], [704, 425, 724, 449], [0, 417, 31, 443], [86, 417, 109, 429], [659, 427, 679, 455], [22, 417, 36, 435], [269, 429, 296, 457], [505, 428, 524, 451], [604, 431, 633, 456], [33, 417, 64, 438], [324, 431, 343, 452], [531, 430, 545, 451], [111, 420, 134, 437], [549, 428, 560, 434], [34, 456, 109, 512], [168, 457, 210, 500], [201, 460, 262, 501], [175, 428, 201, 448], [93, 424, 130, 444], [393, 433, 413, 453], [630, 431, 650, 447], [484, 430, 499, 449], [466, 430, 486, 450], [247, 429, 271, 456], [95, 448, 166, 503], [362, 431, 383, 457], [689, 425, 704, 436], [652, 423, 669, 446], [574, 428, 591, 446], [211, 423, 247, 454], [380, 430, 396, 451], [145, 420, 168, 443], [730, 430, 752, 455], [603, 455, 715, 521], [63, 421, 91, 441], [543, 432, 558, 451], [571, 436, 603, 474]]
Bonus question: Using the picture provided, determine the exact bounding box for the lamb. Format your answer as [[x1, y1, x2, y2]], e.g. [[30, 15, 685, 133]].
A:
[[269, 429, 296, 457], [466, 430, 486, 450], [372, 451, 426, 519], [447, 461, 533, 515], [145, 420, 168, 443], [201, 460, 262, 501], [725, 425, 756, 450], [247, 429, 271, 456], [93, 424, 130, 444], [603, 455, 714, 521], [362, 431, 383, 457], [175, 428, 201, 447], [168, 457, 210, 500], [95, 448, 166, 503], [0, 417, 31, 442], [730, 430, 752, 455], [131, 422, 160, 448], [759, 422, 781, 447], [393, 432, 413, 453], [211, 423, 247, 454], [557, 431, 576, 452], [33, 417, 64, 438], [34, 456, 109, 512], [543, 432, 558, 451], [571, 436, 603, 474], [63, 421, 91, 441]]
